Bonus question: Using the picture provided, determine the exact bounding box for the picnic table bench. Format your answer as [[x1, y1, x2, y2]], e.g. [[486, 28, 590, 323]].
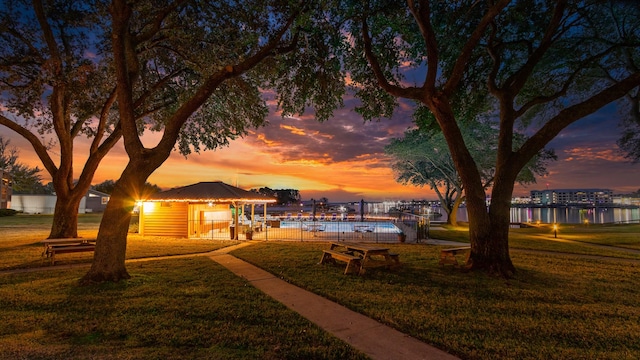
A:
[[439, 246, 471, 266], [319, 249, 362, 275], [320, 242, 401, 275], [41, 238, 96, 265]]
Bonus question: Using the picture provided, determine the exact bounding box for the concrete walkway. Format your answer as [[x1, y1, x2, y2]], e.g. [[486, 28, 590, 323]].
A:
[[208, 242, 459, 360]]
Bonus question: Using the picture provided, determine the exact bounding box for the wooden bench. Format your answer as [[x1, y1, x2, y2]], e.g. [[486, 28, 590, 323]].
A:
[[439, 246, 471, 266], [319, 249, 362, 275], [46, 244, 96, 265]]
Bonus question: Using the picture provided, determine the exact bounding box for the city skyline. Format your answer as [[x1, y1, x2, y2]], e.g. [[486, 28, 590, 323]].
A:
[[4, 94, 639, 202]]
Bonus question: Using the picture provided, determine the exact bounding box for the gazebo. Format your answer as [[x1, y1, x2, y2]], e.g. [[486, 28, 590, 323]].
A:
[[138, 181, 276, 239]]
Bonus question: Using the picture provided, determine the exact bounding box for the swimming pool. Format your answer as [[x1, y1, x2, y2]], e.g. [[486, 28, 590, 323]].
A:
[[279, 221, 401, 233]]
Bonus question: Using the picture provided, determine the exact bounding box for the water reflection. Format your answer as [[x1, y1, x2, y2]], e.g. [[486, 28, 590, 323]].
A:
[[431, 207, 640, 224]]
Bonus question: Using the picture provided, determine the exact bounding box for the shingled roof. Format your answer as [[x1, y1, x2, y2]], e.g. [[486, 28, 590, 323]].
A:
[[146, 181, 275, 203]]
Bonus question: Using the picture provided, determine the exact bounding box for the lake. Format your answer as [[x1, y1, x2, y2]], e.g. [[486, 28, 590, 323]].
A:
[[431, 206, 640, 224]]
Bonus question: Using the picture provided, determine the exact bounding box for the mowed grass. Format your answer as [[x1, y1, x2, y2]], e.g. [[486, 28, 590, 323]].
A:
[[0, 214, 236, 270], [2, 215, 640, 359], [0, 214, 365, 359], [0, 258, 366, 359], [429, 223, 640, 259], [232, 225, 640, 360]]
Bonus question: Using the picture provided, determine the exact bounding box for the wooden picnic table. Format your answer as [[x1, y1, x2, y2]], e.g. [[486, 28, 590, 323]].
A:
[[40, 238, 96, 265], [320, 241, 401, 275]]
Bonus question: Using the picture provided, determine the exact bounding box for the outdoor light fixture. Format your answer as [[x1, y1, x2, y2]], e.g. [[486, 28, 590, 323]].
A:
[[553, 224, 558, 238]]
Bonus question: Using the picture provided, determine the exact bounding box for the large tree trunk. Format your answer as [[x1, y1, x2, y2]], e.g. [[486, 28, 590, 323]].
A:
[[48, 194, 83, 238], [465, 174, 516, 277], [79, 164, 147, 285]]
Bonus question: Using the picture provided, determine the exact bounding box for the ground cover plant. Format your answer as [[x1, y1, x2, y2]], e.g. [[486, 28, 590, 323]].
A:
[[232, 226, 640, 360], [0, 257, 366, 359]]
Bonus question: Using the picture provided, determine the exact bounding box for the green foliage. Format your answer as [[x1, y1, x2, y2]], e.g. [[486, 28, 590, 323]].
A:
[[0, 0, 111, 125], [385, 120, 556, 222], [256, 187, 301, 205], [269, 3, 347, 122], [0, 209, 17, 217], [94, 179, 161, 197], [92, 180, 117, 195], [0, 136, 48, 194], [337, 0, 640, 273]]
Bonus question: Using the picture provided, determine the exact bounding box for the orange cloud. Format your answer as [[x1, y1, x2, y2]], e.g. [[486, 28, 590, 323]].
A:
[[564, 147, 626, 162], [280, 124, 307, 136], [256, 134, 282, 147]]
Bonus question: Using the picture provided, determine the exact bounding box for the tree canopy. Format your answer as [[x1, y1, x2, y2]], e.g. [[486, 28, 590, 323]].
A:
[[339, 0, 640, 276], [0, 0, 122, 237], [385, 119, 556, 225], [0, 136, 49, 194], [80, 0, 345, 283], [94, 179, 160, 197], [255, 187, 301, 206]]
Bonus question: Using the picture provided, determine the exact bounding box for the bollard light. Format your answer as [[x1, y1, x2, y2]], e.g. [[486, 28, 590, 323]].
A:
[[553, 224, 558, 238]]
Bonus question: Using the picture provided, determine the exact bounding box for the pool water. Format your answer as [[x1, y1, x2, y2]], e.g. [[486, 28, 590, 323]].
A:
[[279, 221, 401, 233]]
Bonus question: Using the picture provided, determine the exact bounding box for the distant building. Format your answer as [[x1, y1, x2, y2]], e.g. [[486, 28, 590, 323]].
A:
[[10, 189, 110, 214], [612, 195, 640, 207], [85, 189, 110, 213], [511, 196, 532, 205], [1, 170, 11, 209], [530, 188, 613, 206], [139, 181, 275, 239]]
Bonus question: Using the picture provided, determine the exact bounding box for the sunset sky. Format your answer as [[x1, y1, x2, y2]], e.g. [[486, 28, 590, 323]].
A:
[[4, 93, 640, 202]]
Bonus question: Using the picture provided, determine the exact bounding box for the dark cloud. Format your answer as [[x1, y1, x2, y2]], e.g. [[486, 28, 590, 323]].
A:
[[249, 95, 415, 166]]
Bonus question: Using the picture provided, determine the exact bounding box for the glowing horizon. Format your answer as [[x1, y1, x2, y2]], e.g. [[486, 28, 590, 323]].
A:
[[3, 100, 639, 202]]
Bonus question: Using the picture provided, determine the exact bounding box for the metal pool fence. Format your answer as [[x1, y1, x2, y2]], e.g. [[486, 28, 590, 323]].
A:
[[187, 219, 406, 243]]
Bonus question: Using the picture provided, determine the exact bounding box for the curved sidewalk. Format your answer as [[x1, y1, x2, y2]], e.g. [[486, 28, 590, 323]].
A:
[[208, 243, 459, 360]]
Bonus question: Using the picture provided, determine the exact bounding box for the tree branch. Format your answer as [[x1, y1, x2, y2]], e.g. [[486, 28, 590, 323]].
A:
[[442, 0, 511, 96], [0, 115, 57, 176], [407, 0, 438, 90], [504, 0, 567, 94], [361, 11, 422, 99], [517, 72, 640, 166]]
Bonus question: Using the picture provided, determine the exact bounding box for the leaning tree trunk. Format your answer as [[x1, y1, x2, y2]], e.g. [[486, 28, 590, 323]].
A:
[[48, 193, 84, 238], [79, 165, 146, 284], [465, 176, 516, 277], [447, 195, 464, 226]]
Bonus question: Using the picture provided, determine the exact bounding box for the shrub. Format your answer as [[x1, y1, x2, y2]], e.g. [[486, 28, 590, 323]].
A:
[[0, 209, 17, 217]]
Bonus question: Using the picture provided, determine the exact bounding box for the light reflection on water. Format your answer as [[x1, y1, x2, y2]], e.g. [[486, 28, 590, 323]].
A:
[[431, 207, 640, 224]]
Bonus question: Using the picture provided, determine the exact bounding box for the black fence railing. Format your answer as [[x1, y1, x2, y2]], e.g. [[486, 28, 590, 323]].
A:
[[396, 212, 433, 242], [187, 219, 406, 243]]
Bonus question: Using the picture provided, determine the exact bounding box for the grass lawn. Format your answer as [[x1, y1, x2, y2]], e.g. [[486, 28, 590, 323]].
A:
[[232, 225, 640, 360], [0, 214, 365, 359], [1, 214, 639, 359], [430, 223, 640, 259], [0, 214, 237, 270], [0, 258, 366, 359]]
